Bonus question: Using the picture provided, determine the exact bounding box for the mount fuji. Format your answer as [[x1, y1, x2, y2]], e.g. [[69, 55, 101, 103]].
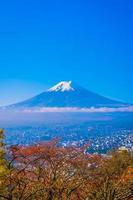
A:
[[7, 81, 127, 109]]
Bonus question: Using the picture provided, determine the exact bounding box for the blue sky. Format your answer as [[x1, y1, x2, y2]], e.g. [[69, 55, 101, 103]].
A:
[[0, 0, 132, 106]]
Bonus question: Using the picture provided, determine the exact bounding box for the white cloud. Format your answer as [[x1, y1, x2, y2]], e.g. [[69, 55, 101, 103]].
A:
[[23, 106, 133, 113]]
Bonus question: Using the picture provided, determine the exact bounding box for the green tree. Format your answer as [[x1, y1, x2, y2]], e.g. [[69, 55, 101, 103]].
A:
[[0, 129, 9, 198], [0, 129, 6, 178]]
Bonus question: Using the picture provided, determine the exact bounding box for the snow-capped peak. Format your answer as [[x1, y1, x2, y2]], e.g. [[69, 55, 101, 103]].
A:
[[47, 81, 75, 92]]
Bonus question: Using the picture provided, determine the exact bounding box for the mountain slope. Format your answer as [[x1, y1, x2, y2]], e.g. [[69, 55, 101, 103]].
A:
[[8, 81, 126, 109]]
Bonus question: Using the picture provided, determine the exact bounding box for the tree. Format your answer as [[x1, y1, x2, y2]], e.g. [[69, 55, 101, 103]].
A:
[[0, 129, 6, 173], [0, 133, 133, 200], [0, 129, 9, 198], [86, 150, 133, 200], [0, 139, 101, 200]]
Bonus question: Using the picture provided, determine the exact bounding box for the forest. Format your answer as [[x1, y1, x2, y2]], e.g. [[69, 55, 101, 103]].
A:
[[0, 129, 133, 200]]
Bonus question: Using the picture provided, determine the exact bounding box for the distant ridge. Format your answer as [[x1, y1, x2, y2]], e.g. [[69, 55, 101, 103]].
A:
[[7, 81, 127, 109]]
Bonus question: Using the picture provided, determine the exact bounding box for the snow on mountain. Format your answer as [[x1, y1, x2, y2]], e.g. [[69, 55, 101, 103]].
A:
[[47, 81, 75, 92]]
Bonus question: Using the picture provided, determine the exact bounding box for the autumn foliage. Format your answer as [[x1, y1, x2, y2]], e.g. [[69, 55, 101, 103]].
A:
[[0, 130, 133, 200]]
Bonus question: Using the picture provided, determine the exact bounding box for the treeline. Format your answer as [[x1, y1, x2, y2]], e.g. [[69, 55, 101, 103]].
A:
[[0, 129, 133, 200]]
